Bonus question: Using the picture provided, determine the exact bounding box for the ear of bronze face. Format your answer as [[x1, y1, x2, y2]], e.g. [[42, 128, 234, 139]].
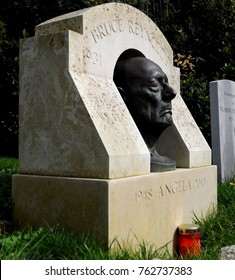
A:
[[114, 57, 177, 172]]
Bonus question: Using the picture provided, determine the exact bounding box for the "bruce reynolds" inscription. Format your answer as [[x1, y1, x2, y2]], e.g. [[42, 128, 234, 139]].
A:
[[90, 18, 161, 51]]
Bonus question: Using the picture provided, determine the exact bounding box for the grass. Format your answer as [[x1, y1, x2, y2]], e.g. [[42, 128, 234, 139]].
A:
[[0, 227, 172, 260], [0, 157, 18, 221], [0, 157, 235, 259], [195, 180, 235, 258]]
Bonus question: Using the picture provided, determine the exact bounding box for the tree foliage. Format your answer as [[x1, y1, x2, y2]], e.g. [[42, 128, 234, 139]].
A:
[[0, 0, 234, 156], [152, 0, 235, 143]]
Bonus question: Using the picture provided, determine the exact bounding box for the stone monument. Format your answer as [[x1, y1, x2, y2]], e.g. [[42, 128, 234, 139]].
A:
[[13, 3, 217, 253], [210, 80, 235, 181]]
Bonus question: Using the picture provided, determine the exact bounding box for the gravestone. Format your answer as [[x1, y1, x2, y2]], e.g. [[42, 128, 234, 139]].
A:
[[13, 3, 217, 253], [210, 80, 235, 181]]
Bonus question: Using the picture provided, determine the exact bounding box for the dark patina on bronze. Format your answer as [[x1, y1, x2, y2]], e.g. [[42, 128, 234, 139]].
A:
[[114, 57, 176, 172]]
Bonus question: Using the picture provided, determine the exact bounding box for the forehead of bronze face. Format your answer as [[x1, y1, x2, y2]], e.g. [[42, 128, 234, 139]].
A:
[[114, 57, 165, 88]]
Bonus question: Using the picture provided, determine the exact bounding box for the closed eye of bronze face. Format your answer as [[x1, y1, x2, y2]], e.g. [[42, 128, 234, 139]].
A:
[[147, 72, 168, 88], [148, 83, 160, 91]]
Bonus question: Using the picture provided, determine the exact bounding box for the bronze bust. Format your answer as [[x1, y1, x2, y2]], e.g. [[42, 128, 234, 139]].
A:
[[113, 57, 177, 172]]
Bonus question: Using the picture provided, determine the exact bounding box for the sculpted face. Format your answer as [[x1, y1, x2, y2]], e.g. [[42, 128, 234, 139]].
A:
[[114, 57, 176, 132], [114, 57, 177, 172]]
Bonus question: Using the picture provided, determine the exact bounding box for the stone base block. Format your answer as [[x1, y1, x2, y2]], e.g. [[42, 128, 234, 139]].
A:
[[12, 166, 217, 253]]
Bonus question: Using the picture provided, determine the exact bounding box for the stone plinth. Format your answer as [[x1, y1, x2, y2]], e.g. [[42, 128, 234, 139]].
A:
[[13, 165, 217, 253]]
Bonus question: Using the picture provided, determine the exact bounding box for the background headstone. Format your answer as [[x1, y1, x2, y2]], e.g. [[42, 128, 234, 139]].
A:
[[210, 80, 235, 181]]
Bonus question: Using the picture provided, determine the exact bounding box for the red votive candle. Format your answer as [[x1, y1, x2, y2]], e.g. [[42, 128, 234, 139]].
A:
[[177, 224, 201, 256]]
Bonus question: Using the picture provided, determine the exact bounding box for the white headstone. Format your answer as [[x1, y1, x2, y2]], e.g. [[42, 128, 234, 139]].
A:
[[210, 80, 235, 181]]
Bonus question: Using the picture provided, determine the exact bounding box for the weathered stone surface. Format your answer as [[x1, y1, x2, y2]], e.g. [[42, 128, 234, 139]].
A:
[[13, 165, 217, 252], [19, 31, 149, 179], [210, 80, 235, 181], [19, 3, 211, 180], [14, 3, 217, 253], [219, 245, 235, 260]]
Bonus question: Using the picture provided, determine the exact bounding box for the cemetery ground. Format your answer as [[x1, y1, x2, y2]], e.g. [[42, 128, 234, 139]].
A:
[[0, 157, 235, 260]]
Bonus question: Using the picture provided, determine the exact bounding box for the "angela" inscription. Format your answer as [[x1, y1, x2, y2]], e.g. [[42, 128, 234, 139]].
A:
[[159, 177, 206, 197], [135, 177, 207, 203]]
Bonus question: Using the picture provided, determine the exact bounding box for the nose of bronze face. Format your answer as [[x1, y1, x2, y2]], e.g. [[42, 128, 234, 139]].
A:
[[163, 83, 177, 101]]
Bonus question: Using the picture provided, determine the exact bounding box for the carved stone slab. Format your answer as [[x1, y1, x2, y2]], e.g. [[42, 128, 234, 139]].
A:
[[19, 3, 211, 179]]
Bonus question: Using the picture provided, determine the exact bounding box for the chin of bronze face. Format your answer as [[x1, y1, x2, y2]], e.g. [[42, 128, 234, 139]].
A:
[[159, 112, 173, 125], [141, 99, 172, 127], [146, 113, 172, 129], [158, 104, 173, 125]]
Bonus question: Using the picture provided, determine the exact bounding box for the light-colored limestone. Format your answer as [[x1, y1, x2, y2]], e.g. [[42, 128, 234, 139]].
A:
[[19, 31, 149, 179], [210, 80, 235, 181], [15, 3, 217, 253], [19, 3, 211, 180], [13, 166, 217, 252]]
